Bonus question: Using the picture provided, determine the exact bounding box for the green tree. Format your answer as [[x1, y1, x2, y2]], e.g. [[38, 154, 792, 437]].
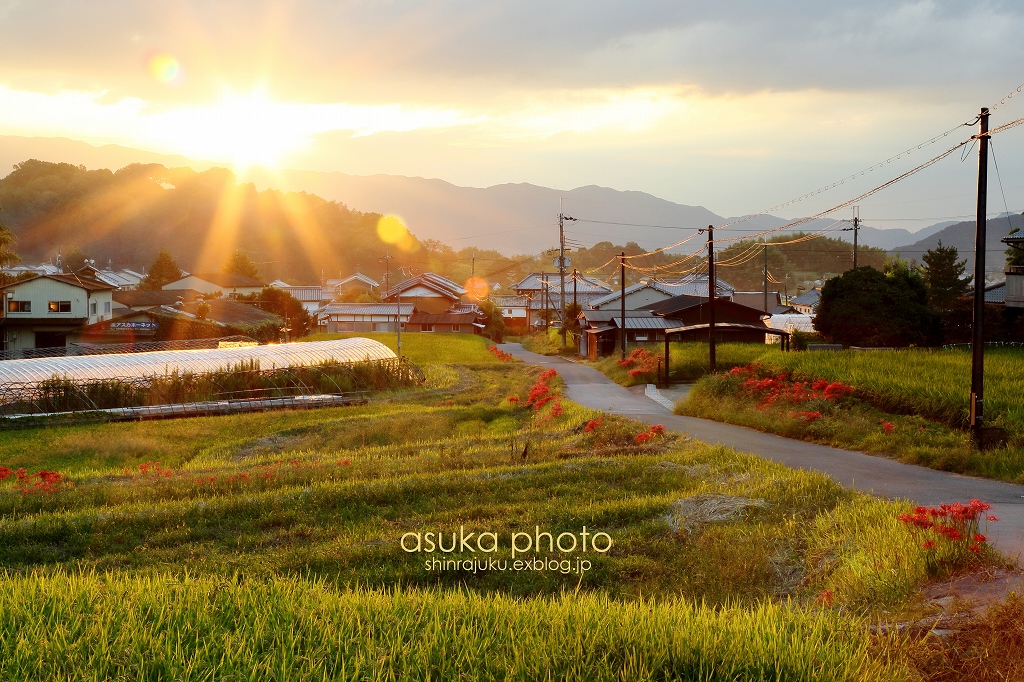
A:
[[1007, 225, 1024, 267], [224, 250, 260, 280], [242, 288, 313, 338], [922, 240, 972, 310], [139, 248, 183, 290], [478, 299, 506, 342], [0, 223, 19, 270], [814, 266, 941, 347], [62, 246, 91, 273]]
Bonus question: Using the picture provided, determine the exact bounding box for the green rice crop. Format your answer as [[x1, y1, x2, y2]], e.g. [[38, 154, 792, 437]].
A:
[[0, 571, 909, 682]]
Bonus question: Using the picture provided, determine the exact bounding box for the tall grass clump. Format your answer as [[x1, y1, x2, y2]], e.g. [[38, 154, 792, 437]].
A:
[[0, 570, 910, 682]]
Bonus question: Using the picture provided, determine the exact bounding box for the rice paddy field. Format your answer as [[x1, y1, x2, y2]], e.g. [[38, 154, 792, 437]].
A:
[[0, 335, 1007, 680]]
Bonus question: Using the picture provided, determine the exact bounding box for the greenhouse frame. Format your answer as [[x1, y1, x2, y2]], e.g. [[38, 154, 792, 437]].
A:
[[0, 338, 397, 386]]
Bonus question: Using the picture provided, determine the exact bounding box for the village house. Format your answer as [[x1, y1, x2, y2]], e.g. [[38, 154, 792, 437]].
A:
[[383, 273, 466, 313], [268, 282, 326, 315], [0, 274, 115, 350], [163, 273, 265, 298], [790, 288, 822, 315], [315, 302, 414, 333], [326, 273, 380, 300]]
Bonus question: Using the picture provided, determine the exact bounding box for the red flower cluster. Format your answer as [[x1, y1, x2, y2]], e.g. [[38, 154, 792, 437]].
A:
[[728, 364, 854, 410], [617, 348, 660, 378], [526, 369, 559, 408], [507, 396, 520, 404], [584, 416, 604, 432], [3, 468, 72, 495], [488, 346, 514, 362], [880, 421, 895, 434], [635, 424, 667, 445], [898, 499, 995, 556]]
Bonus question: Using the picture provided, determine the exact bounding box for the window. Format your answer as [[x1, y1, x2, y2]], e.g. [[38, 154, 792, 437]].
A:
[[104, 301, 111, 314], [90, 302, 97, 315], [48, 301, 72, 313], [7, 300, 30, 313], [452, 325, 461, 333], [422, 324, 434, 332]]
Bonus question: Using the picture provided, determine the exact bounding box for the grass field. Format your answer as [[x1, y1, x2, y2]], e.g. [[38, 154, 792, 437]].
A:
[[0, 338, 1007, 679], [302, 331, 502, 366], [665, 345, 1024, 482]]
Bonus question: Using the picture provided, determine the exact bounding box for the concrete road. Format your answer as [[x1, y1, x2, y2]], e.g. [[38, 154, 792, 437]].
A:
[[499, 343, 1024, 558]]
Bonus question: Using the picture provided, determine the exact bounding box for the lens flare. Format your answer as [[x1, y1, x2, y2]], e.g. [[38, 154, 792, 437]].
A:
[[376, 215, 418, 252], [148, 53, 182, 83], [464, 277, 489, 300]]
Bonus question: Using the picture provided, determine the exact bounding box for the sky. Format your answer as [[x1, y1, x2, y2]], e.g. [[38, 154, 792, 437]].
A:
[[1, 0, 1023, 234]]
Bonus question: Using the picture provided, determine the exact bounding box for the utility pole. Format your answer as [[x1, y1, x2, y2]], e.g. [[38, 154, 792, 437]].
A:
[[471, 250, 475, 277], [707, 225, 717, 373], [970, 107, 990, 447], [852, 206, 860, 269], [762, 244, 768, 313], [620, 252, 626, 360], [558, 199, 576, 348]]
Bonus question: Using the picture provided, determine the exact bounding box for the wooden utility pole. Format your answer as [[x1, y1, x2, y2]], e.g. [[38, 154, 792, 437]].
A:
[[853, 206, 860, 269], [620, 252, 626, 360], [970, 108, 990, 446], [762, 244, 768, 313], [557, 200, 575, 348], [707, 226, 717, 373]]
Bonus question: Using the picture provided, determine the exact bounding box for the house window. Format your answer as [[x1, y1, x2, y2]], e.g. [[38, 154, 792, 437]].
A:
[[104, 301, 111, 314], [48, 301, 72, 313], [7, 300, 31, 313], [452, 325, 461, 332], [422, 324, 434, 332], [90, 302, 97, 315]]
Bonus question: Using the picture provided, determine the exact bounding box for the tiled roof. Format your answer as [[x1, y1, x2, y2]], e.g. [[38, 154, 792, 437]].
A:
[[113, 289, 204, 307], [384, 273, 465, 300], [168, 299, 281, 327], [316, 303, 415, 317], [791, 289, 821, 308], [173, 273, 266, 288], [273, 286, 324, 303], [591, 279, 725, 307], [1, 273, 117, 292], [327, 272, 380, 289], [514, 272, 611, 294], [985, 281, 1006, 304]]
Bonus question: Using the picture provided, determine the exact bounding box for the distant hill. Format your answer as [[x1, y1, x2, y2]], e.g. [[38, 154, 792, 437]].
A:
[[0, 134, 961, 258], [889, 214, 1022, 276]]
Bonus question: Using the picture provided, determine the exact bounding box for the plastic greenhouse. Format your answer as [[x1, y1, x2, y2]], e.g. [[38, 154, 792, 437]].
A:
[[0, 338, 397, 386]]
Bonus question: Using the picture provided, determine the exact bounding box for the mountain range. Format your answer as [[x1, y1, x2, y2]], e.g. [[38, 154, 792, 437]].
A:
[[0, 135, 1000, 266]]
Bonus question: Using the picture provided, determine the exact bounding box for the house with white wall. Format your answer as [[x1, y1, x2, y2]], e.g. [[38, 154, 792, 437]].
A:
[[0, 274, 115, 350]]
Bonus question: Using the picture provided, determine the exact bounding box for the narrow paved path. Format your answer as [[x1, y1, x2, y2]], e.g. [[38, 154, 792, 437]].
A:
[[499, 343, 1024, 558]]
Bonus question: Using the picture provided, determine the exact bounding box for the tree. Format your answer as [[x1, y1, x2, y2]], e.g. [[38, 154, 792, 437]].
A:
[[242, 288, 313, 338], [813, 266, 941, 347], [0, 220, 20, 270], [224, 249, 260, 279], [477, 299, 506, 342], [922, 241, 971, 310], [139, 248, 183, 290], [62, 246, 91, 273], [563, 301, 582, 336], [1007, 225, 1024, 267]]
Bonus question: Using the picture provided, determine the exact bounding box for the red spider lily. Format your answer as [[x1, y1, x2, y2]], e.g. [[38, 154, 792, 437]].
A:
[[649, 424, 666, 435], [0, 466, 12, 481], [539, 369, 558, 381], [881, 421, 895, 434], [974, 533, 987, 543], [584, 417, 604, 432], [922, 541, 936, 549], [15, 468, 27, 481], [816, 589, 835, 606], [635, 432, 653, 445], [968, 544, 981, 554], [337, 458, 351, 466], [550, 402, 564, 417], [507, 396, 520, 404], [988, 515, 1000, 522]]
